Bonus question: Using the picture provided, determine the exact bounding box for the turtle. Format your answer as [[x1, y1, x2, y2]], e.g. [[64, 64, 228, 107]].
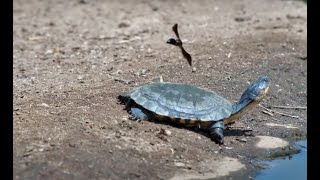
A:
[[118, 76, 270, 144]]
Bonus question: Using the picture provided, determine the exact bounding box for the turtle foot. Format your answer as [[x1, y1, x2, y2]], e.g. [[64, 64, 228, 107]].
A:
[[208, 121, 224, 145], [128, 107, 150, 121], [117, 94, 129, 104], [210, 129, 224, 145]]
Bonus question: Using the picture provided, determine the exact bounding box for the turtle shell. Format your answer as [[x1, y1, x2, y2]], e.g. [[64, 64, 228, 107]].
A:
[[127, 83, 233, 121]]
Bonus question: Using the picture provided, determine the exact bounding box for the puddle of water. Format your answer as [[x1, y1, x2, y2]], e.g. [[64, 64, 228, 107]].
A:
[[254, 140, 307, 180]]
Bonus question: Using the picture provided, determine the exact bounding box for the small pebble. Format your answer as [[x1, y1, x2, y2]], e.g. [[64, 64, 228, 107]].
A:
[[115, 131, 121, 138], [69, 143, 76, 148], [48, 22, 55, 26], [163, 129, 172, 136], [78, 0, 88, 4], [140, 69, 149, 76], [174, 162, 185, 167], [45, 49, 54, 54], [39, 103, 49, 107], [118, 22, 130, 28], [107, 66, 113, 71], [159, 128, 172, 136], [240, 138, 248, 142]]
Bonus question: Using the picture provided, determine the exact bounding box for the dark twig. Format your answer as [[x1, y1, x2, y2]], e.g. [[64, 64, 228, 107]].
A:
[[167, 24, 192, 66]]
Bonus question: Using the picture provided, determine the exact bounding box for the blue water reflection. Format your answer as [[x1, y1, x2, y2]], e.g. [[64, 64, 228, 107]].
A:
[[255, 140, 307, 180]]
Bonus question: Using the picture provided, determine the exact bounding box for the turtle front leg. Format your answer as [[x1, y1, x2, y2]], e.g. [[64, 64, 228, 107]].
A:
[[128, 107, 153, 121], [208, 121, 224, 144]]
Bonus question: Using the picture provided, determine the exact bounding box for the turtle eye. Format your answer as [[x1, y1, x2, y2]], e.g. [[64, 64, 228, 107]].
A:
[[260, 76, 270, 82]]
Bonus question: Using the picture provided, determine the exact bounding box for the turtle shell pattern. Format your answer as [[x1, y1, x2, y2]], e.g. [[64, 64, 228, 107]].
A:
[[127, 83, 233, 126]]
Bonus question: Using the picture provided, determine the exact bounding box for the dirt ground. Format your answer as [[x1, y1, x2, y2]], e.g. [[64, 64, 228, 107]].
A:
[[13, 0, 307, 179]]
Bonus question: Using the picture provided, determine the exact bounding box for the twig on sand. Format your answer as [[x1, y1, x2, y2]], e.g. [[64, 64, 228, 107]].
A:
[[262, 110, 274, 116], [259, 104, 273, 112], [259, 104, 301, 119], [272, 105, 307, 110], [273, 111, 301, 119]]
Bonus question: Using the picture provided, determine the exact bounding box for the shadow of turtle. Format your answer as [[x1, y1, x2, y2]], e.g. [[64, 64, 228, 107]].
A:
[[146, 118, 254, 141]]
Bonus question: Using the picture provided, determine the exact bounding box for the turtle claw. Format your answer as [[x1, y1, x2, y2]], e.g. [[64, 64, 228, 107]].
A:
[[208, 121, 225, 145], [133, 117, 140, 122], [128, 108, 150, 121], [211, 133, 224, 145], [209, 127, 224, 145], [128, 111, 139, 121]]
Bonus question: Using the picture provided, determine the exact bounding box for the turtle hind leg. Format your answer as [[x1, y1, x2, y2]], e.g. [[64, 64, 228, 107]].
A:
[[128, 107, 153, 121], [208, 121, 224, 144], [117, 94, 129, 105], [118, 96, 134, 110]]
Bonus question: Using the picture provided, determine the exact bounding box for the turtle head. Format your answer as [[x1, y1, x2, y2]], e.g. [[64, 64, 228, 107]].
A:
[[241, 75, 270, 102], [225, 76, 270, 124]]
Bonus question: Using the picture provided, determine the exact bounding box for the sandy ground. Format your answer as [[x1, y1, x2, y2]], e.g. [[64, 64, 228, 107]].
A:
[[13, 0, 307, 179]]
